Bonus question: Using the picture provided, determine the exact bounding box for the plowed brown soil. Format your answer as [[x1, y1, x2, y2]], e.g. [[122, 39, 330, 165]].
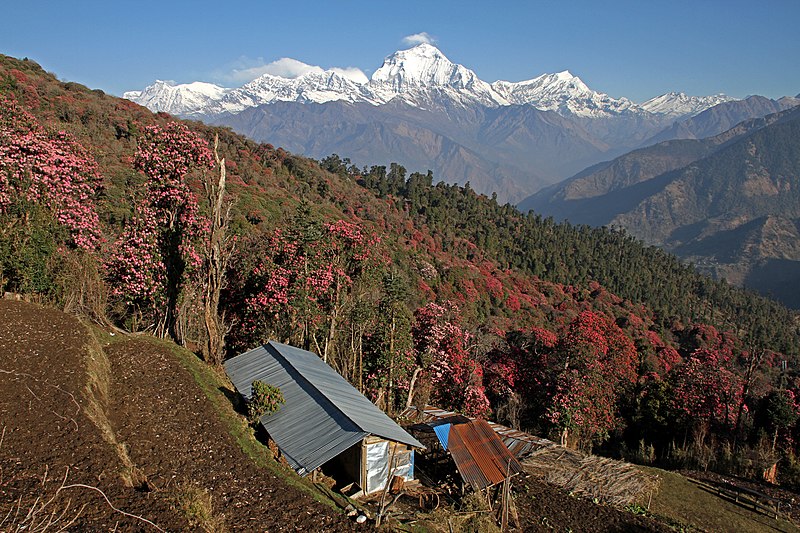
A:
[[0, 299, 355, 531]]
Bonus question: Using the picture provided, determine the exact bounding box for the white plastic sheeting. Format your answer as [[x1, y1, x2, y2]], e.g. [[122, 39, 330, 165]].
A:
[[364, 441, 415, 494], [365, 441, 389, 494]]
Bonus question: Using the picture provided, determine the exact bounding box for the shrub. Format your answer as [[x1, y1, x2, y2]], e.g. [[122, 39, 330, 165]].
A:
[[247, 380, 284, 422]]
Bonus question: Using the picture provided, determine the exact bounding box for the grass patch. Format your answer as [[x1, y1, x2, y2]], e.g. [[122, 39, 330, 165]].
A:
[[171, 482, 226, 533], [640, 466, 799, 533]]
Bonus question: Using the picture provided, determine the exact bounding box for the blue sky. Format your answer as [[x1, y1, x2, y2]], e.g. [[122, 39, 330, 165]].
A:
[[2, 0, 798, 102]]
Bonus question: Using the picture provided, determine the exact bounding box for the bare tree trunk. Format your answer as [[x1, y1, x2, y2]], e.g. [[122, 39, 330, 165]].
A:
[[323, 279, 341, 364], [405, 367, 422, 409], [735, 347, 764, 438], [358, 333, 364, 392], [202, 135, 235, 366], [386, 309, 396, 415]]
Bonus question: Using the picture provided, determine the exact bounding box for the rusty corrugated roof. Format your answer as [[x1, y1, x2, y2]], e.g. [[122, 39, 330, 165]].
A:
[[446, 419, 524, 491], [401, 405, 552, 461]]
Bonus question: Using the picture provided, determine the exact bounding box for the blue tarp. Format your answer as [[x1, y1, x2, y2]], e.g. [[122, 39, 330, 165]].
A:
[[433, 423, 451, 450]]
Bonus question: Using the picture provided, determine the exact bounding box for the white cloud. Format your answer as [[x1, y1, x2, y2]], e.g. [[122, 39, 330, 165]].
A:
[[226, 57, 322, 83], [402, 32, 436, 46], [218, 56, 368, 85], [261, 58, 325, 79], [330, 67, 369, 84]]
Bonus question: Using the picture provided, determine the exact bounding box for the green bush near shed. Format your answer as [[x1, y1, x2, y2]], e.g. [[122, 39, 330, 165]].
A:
[[248, 380, 285, 422]]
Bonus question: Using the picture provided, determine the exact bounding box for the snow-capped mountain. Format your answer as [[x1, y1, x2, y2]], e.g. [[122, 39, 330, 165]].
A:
[[641, 92, 736, 118], [126, 44, 706, 120], [124, 44, 787, 205], [368, 43, 507, 108], [204, 69, 378, 115], [122, 80, 230, 116], [493, 71, 641, 118]]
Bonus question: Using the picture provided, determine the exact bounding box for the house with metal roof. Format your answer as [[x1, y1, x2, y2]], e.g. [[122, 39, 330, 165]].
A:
[[224, 341, 423, 495]]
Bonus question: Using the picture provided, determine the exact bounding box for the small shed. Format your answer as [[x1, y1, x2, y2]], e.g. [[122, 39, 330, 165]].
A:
[[224, 341, 423, 495], [402, 405, 551, 462], [408, 415, 524, 492]]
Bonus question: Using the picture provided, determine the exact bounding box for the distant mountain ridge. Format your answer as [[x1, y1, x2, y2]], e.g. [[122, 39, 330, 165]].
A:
[[521, 105, 800, 307], [639, 95, 800, 147], [125, 44, 797, 203], [641, 92, 736, 117]]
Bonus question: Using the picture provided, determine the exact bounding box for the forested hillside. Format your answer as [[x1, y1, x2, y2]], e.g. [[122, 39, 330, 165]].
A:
[[521, 105, 800, 308], [3, 53, 800, 481]]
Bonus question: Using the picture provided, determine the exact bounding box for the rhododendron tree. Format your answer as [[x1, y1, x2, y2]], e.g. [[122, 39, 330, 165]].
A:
[[0, 97, 102, 298], [494, 311, 638, 449], [107, 122, 213, 337], [543, 311, 638, 447], [0, 97, 101, 250], [668, 347, 744, 429], [411, 302, 490, 417], [484, 326, 558, 429], [234, 207, 382, 364]]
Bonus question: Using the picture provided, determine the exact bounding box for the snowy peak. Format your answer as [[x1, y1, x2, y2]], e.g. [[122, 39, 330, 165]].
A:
[[372, 44, 471, 88], [493, 71, 639, 117], [123, 80, 230, 116], [206, 69, 376, 115], [369, 44, 506, 107], [641, 92, 736, 117]]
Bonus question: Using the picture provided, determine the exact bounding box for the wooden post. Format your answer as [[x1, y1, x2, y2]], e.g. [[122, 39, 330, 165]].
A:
[[501, 459, 512, 531], [376, 442, 398, 527]]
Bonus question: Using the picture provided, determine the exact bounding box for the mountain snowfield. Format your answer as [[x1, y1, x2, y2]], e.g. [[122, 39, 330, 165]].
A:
[[123, 80, 230, 117], [641, 92, 736, 117], [124, 44, 730, 120]]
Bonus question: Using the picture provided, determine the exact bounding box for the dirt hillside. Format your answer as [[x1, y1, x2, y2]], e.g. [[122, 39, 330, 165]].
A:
[[0, 299, 355, 531]]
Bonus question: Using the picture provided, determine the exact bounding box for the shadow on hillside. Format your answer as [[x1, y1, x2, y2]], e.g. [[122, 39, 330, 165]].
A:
[[744, 258, 800, 310], [219, 385, 249, 417], [671, 218, 766, 261]]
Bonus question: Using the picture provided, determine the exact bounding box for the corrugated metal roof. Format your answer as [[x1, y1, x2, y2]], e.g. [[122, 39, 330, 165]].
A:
[[224, 341, 422, 476], [446, 420, 524, 491], [401, 405, 551, 461], [273, 342, 422, 449]]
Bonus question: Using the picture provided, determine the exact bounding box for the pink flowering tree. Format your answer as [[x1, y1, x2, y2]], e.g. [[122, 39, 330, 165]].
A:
[[492, 314, 632, 448], [485, 326, 558, 429], [411, 302, 490, 417], [0, 97, 101, 249], [0, 97, 102, 295], [545, 311, 639, 448], [234, 207, 381, 363], [668, 347, 744, 430], [106, 122, 213, 337]]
